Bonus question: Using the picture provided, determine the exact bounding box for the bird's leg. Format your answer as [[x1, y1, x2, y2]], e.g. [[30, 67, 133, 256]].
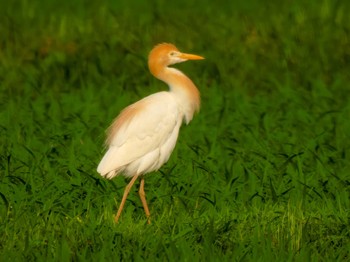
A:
[[139, 176, 151, 224], [114, 174, 139, 223]]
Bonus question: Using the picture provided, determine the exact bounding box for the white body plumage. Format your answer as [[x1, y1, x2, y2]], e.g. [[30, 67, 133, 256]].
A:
[[97, 91, 182, 178]]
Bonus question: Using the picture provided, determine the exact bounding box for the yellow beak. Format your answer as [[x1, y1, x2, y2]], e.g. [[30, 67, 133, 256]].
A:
[[179, 53, 205, 60]]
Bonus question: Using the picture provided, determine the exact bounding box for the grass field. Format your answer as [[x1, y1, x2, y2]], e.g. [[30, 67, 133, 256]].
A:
[[1, 0, 350, 260]]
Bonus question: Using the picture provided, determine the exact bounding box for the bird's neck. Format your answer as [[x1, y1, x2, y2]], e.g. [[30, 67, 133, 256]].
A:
[[156, 67, 200, 124]]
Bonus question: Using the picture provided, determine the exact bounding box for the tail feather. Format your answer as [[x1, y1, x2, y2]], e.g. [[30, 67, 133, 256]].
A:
[[97, 147, 123, 179]]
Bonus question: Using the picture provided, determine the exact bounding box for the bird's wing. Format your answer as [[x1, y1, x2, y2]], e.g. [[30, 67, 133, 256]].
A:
[[97, 92, 181, 176]]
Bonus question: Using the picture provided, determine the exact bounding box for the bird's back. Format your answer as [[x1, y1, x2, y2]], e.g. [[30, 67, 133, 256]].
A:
[[97, 91, 183, 179]]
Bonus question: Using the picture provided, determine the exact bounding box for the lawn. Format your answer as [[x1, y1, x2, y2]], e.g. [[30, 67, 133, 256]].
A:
[[1, 0, 350, 261]]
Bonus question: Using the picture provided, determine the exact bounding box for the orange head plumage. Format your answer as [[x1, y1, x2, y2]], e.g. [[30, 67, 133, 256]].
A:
[[148, 43, 204, 77]]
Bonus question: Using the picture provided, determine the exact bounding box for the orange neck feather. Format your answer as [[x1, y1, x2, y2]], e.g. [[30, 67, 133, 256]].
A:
[[149, 63, 200, 123]]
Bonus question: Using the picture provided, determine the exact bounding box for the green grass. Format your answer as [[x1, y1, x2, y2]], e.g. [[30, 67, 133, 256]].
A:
[[1, 0, 350, 260]]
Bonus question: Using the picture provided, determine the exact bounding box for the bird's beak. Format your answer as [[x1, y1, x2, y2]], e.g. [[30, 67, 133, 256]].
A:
[[179, 53, 205, 60]]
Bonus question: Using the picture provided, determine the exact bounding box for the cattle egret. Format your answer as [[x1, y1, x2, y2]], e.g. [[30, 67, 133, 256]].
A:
[[97, 43, 204, 223]]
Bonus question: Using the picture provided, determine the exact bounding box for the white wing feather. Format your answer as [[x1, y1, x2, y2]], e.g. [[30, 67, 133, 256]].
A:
[[97, 92, 182, 178]]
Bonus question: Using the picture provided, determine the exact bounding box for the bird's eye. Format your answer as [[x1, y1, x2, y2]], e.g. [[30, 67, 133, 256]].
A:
[[170, 51, 177, 56]]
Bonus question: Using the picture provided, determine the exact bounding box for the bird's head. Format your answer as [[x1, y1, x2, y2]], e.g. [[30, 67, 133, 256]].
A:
[[148, 43, 204, 76]]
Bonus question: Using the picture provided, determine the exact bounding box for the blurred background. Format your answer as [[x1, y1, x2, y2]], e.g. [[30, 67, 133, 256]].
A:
[[1, 0, 349, 260]]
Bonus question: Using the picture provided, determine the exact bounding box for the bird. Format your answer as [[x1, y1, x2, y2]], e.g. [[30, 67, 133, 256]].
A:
[[97, 43, 204, 224]]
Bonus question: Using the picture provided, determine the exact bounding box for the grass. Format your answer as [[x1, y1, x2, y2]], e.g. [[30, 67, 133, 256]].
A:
[[1, 0, 350, 260]]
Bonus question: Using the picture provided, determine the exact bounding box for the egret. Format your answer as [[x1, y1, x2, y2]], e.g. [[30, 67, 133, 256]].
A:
[[97, 43, 204, 223]]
